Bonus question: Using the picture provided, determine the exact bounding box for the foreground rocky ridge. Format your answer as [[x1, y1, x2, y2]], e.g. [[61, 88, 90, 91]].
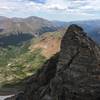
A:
[[6, 24, 100, 100]]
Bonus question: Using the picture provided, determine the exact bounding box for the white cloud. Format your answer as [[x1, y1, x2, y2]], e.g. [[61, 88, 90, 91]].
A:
[[67, 0, 100, 14], [0, 0, 100, 21], [44, 0, 67, 11], [0, 0, 100, 14], [0, 0, 67, 13], [28, 0, 67, 11]]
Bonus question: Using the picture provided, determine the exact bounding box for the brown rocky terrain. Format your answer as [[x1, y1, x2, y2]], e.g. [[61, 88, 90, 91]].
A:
[[5, 24, 100, 100], [29, 28, 65, 58], [30, 35, 61, 58]]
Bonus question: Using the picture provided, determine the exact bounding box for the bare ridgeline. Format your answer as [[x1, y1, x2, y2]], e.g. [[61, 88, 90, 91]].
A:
[[6, 25, 100, 100]]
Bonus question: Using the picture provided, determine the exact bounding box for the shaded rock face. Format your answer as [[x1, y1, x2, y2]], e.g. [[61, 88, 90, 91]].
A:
[[6, 24, 100, 100]]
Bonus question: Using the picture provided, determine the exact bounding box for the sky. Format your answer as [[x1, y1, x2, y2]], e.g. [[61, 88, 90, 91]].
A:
[[0, 0, 100, 21]]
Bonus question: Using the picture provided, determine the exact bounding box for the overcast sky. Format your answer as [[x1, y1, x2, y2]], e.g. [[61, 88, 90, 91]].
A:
[[0, 0, 100, 21]]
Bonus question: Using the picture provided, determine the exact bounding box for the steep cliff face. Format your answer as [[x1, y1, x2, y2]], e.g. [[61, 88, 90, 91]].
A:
[[6, 25, 100, 100], [50, 25, 100, 100]]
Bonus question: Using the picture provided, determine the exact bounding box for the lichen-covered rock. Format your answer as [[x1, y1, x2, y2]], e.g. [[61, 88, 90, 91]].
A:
[[5, 24, 100, 100]]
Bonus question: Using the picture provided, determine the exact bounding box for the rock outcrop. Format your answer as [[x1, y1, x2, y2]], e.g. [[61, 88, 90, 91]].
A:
[[6, 24, 100, 100]]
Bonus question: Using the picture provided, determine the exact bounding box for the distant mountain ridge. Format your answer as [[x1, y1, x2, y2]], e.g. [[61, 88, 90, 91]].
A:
[[55, 20, 100, 44], [0, 16, 100, 45], [0, 16, 58, 46], [0, 16, 57, 36]]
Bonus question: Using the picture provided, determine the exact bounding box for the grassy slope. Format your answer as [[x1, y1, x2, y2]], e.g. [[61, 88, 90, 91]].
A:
[[0, 29, 65, 92], [0, 42, 46, 88]]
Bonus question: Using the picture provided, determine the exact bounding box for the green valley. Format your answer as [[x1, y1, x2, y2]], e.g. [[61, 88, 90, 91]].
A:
[[0, 29, 64, 94]]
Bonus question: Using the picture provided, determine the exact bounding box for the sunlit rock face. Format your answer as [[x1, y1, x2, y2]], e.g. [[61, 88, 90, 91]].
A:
[[5, 25, 100, 100]]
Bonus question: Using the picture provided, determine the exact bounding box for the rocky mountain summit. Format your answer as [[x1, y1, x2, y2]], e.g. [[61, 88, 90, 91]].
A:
[[6, 24, 100, 100]]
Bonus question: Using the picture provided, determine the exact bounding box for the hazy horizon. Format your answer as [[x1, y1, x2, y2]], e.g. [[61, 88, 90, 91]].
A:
[[1, 15, 100, 23]]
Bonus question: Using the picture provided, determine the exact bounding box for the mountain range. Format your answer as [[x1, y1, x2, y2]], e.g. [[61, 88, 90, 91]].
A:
[[0, 16, 57, 36], [0, 16, 100, 46], [0, 16, 57, 46]]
